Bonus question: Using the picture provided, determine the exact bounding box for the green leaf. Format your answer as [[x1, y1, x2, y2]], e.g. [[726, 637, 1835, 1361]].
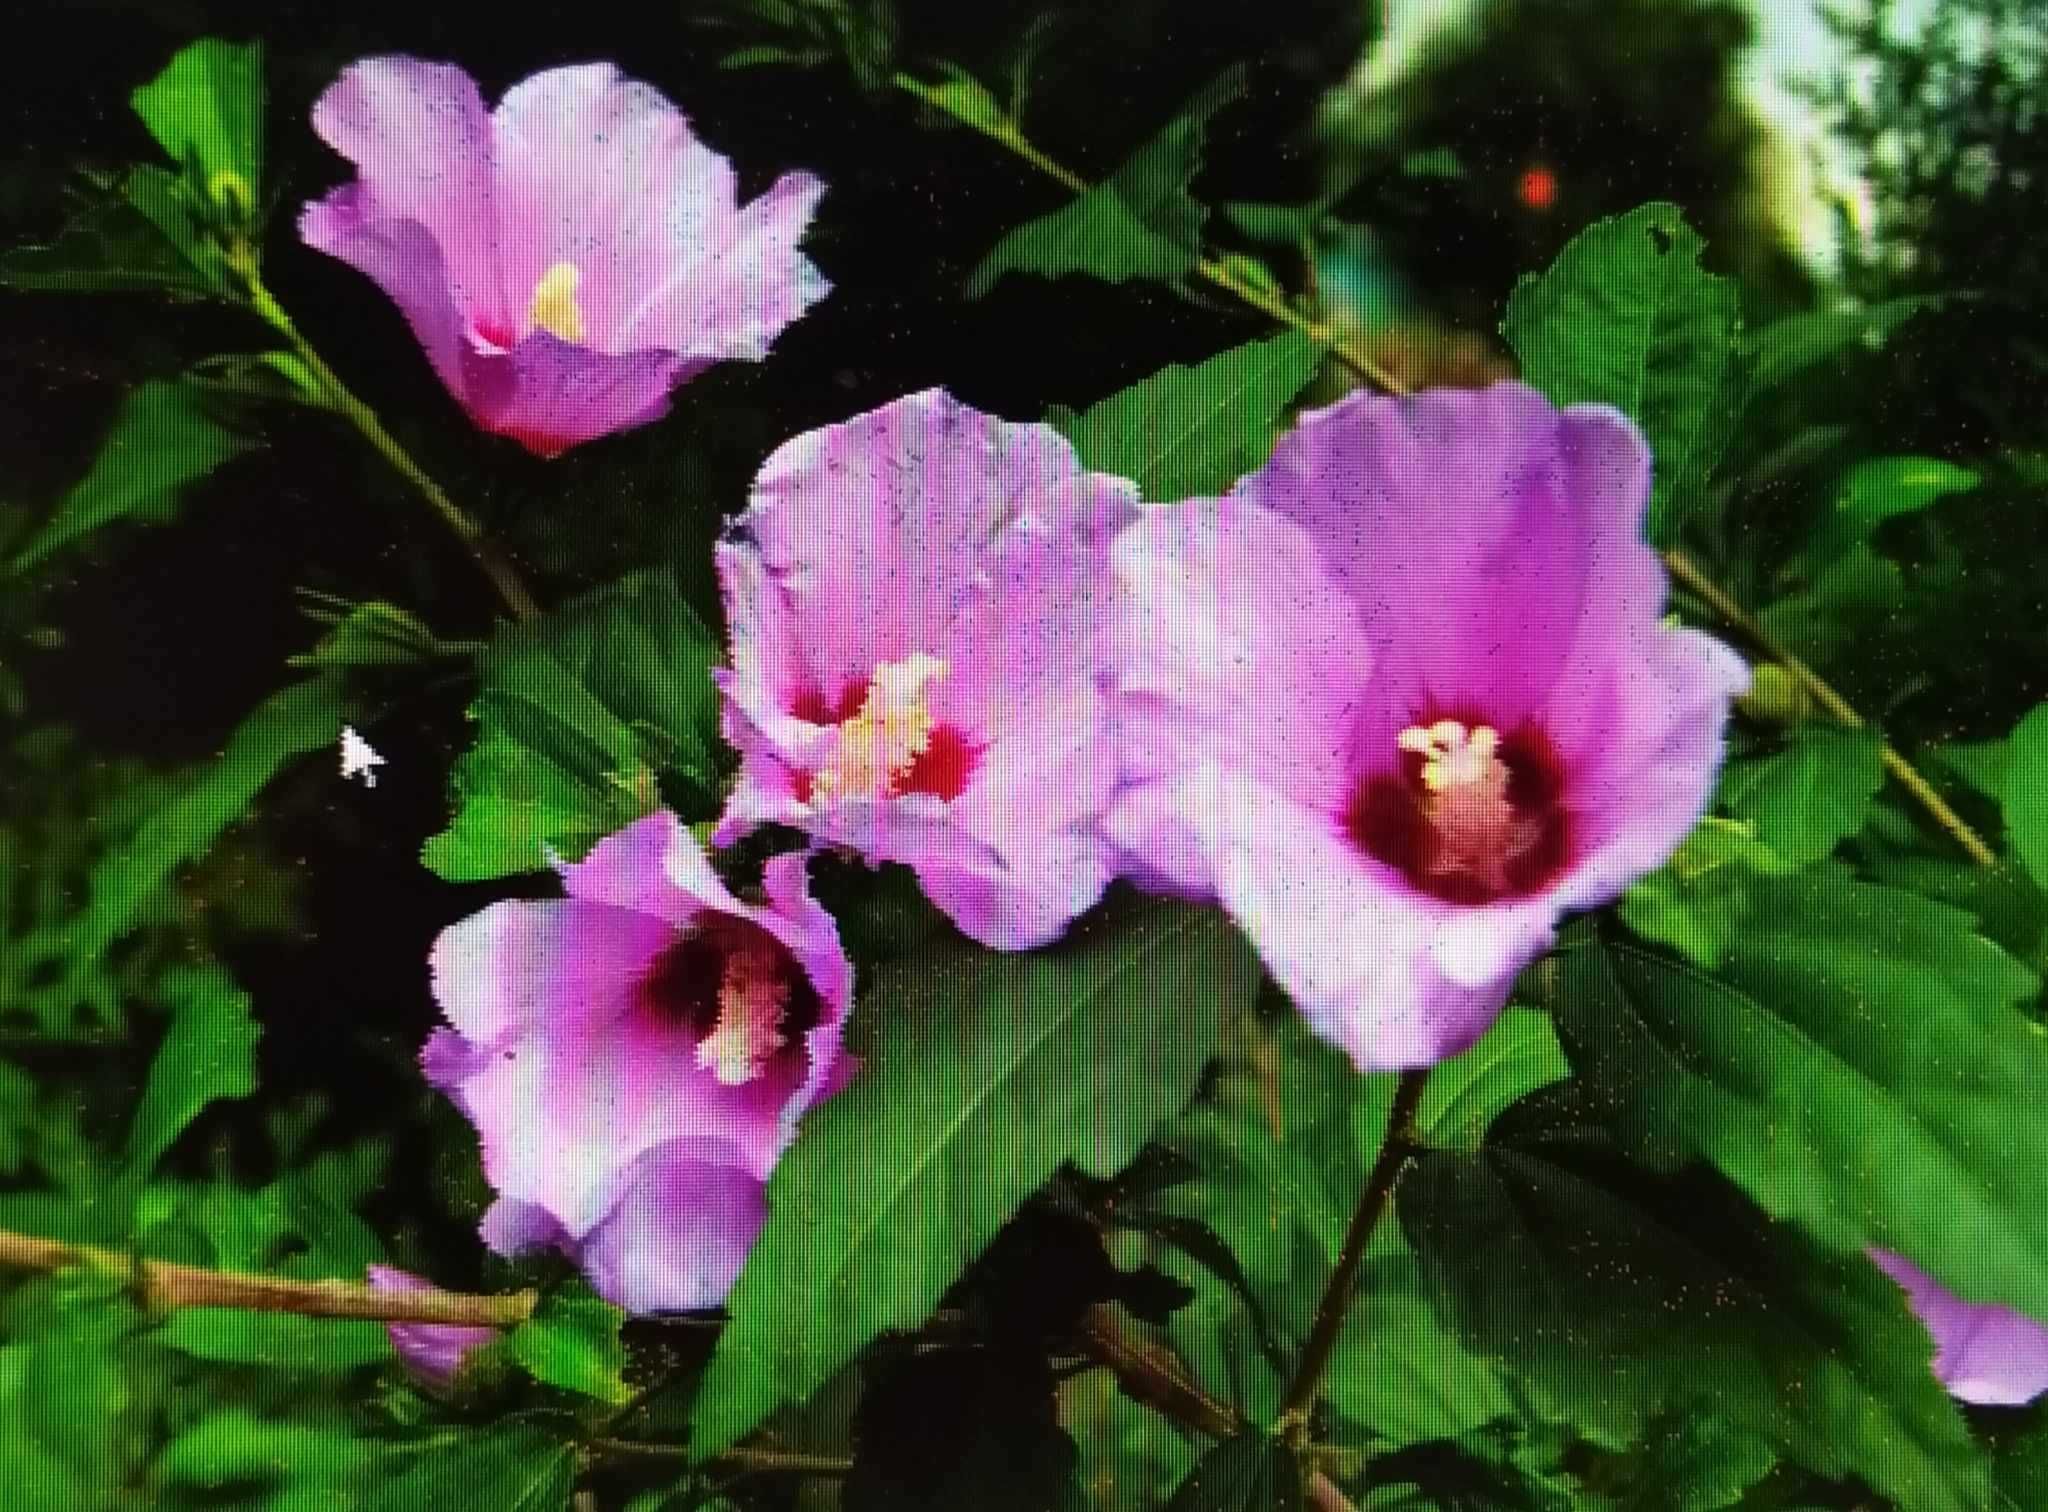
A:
[[1163, 1432, 1303, 1512], [689, 898, 1258, 1456], [1411, 1006, 1569, 1154], [1049, 332, 1322, 504], [120, 965, 258, 1184], [1757, 542, 1904, 666], [1400, 1089, 1989, 1512], [355, 1425, 576, 1512], [1501, 202, 1740, 546], [507, 1287, 632, 1404], [422, 571, 722, 881], [1720, 725, 1886, 865], [1804, 456, 1978, 567], [2004, 702, 2048, 894], [59, 678, 347, 984], [289, 597, 479, 669], [130, 38, 264, 225], [1619, 818, 1797, 969], [9, 380, 259, 573], [1741, 295, 1944, 396], [968, 67, 1243, 296], [155, 1411, 371, 1496], [1553, 867, 2048, 1328], [0, 173, 223, 299]]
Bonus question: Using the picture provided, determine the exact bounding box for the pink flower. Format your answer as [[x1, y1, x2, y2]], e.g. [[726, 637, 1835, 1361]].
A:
[[1870, 1249, 2048, 1406], [300, 58, 829, 457], [365, 1264, 498, 1395], [424, 811, 854, 1313], [713, 389, 1140, 949], [1106, 383, 1747, 1070]]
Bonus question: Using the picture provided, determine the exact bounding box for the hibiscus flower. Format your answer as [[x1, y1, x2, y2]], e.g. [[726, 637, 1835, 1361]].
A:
[[424, 811, 853, 1312], [301, 58, 829, 456], [714, 389, 1139, 949], [1106, 382, 1747, 1069]]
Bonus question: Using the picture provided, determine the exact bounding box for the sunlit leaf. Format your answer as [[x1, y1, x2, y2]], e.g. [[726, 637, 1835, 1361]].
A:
[[120, 965, 259, 1185], [1049, 331, 1322, 504], [690, 898, 1258, 1455], [1555, 869, 2048, 1327], [1501, 202, 1739, 546], [422, 571, 721, 881], [1720, 724, 1885, 865], [507, 1287, 632, 1404], [129, 37, 264, 225]]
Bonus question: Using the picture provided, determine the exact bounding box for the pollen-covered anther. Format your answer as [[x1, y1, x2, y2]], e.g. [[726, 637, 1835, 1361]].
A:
[[1396, 720, 1531, 890], [528, 260, 586, 343], [808, 653, 950, 803], [695, 940, 793, 1086]]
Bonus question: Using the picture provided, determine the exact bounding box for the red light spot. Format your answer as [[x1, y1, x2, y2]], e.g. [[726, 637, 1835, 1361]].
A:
[[1517, 165, 1559, 212]]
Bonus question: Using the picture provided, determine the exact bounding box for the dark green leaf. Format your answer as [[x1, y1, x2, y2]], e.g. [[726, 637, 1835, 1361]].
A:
[[121, 965, 258, 1183], [1804, 456, 1978, 567], [1720, 725, 1885, 865], [1400, 1092, 1988, 1512], [9, 380, 258, 573], [1741, 295, 1944, 396], [843, 1345, 1083, 1512], [1163, 1431, 1302, 1512], [1619, 819, 1797, 968], [968, 68, 1243, 296], [1501, 203, 1740, 546], [2004, 702, 2048, 894], [422, 571, 721, 881], [0, 172, 222, 299], [130, 38, 264, 224], [289, 598, 480, 669], [1049, 332, 1322, 504], [355, 1424, 576, 1512], [1756, 543, 1903, 665], [690, 899, 1258, 1455], [60, 678, 348, 985], [508, 1287, 632, 1404], [1554, 868, 2048, 1327]]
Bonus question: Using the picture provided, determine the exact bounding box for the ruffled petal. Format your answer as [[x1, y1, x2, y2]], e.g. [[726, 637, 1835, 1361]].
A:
[[615, 170, 833, 361], [1871, 1249, 2048, 1406], [732, 389, 1125, 696], [558, 809, 727, 924], [1239, 383, 1628, 736], [576, 1140, 768, 1313], [306, 57, 504, 320]]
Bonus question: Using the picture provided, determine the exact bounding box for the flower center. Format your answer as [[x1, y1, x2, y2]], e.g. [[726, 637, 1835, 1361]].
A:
[[636, 917, 822, 1087], [527, 260, 586, 344], [798, 654, 980, 804], [1345, 715, 1570, 904], [694, 936, 792, 1086]]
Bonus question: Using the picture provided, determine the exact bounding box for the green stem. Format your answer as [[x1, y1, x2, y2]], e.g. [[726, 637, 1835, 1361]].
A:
[[586, 1438, 853, 1477], [1275, 1068, 1429, 1445], [223, 240, 541, 624], [0, 1226, 536, 1327]]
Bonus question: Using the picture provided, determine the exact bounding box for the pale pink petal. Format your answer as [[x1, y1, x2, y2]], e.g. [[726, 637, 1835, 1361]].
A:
[[576, 1140, 767, 1313], [366, 1265, 498, 1394], [1871, 1249, 2048, 1406], [307, 57, 505, 319]]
